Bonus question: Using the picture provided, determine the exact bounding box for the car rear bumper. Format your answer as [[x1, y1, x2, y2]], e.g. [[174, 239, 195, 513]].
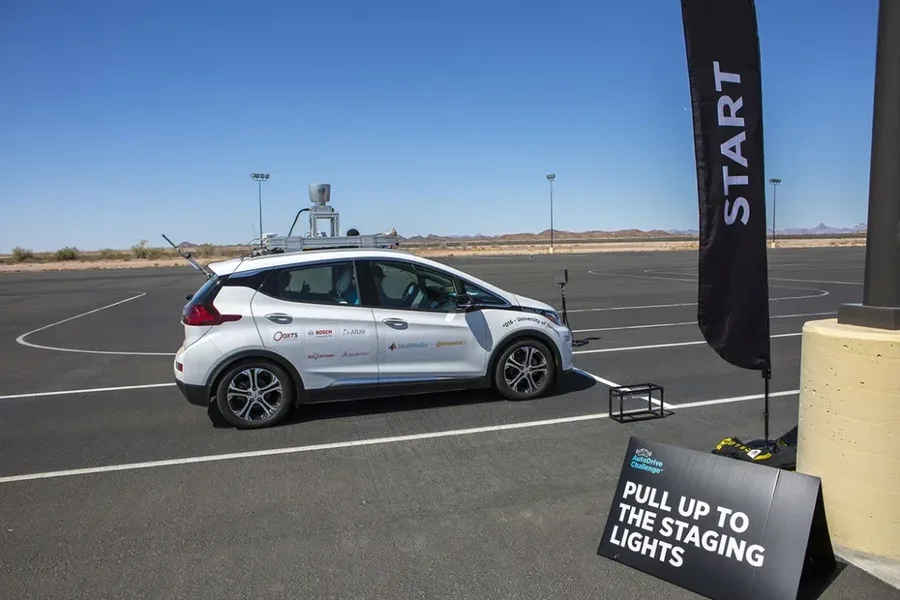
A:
[[176, 378, 211, 407]]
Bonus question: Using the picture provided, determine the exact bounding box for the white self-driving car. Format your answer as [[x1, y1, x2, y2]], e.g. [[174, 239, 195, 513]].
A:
[[174, 247, 574, 428]]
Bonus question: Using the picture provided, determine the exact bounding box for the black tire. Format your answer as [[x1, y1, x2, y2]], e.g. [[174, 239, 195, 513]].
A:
[[214, 359, 295, 429], [493, 338, 556, 400]]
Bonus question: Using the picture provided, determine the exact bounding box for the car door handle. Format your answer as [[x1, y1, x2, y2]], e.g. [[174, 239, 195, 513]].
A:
[[266, 313, 293, 324], [382, 318, 408, 330]]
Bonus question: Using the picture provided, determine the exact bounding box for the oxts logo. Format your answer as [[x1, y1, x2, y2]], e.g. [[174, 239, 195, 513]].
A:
[[273, 331, 298, 342]]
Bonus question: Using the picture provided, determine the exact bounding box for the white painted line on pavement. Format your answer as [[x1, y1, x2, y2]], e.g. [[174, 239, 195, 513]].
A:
[[0, 388, 800, 484], [0, 382, 176, 401], [15, 292, 176, 356], [643, 268, 863, 287], [573, 332, 802, 355], [568, 288, 829, 313], [573, 368, 671, 410], [572, 312, 836, 334]]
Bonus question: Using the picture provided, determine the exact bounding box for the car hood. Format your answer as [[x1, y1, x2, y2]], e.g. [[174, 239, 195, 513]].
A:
[[513, 294, 558, 313]]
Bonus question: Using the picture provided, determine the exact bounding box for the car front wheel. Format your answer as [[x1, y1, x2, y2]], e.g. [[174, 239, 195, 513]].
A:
[[493, 338, 556, 400], [215, 360, 295, 429]]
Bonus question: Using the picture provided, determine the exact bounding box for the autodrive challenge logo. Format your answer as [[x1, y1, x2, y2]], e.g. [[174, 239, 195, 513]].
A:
[[273, 331, 299, 342], [630, 447, 664, 475], [389, 341, 428, 351]]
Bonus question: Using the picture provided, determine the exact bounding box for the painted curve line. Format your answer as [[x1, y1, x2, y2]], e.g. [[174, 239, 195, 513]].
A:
[[15, 292, 176, 356]]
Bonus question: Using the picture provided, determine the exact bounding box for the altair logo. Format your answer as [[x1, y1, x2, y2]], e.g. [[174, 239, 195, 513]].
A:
[[342, 327, 367, 336]]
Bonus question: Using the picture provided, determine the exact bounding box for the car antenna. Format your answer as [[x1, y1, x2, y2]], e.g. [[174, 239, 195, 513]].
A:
[[161, 234, 214, 278]]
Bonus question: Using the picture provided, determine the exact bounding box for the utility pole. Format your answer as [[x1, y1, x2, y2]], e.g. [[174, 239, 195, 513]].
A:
[[837, 0, 900, 330], [546, 174, 556, 252], [251, 173, 270, 246], [769, 177, 781, 249]]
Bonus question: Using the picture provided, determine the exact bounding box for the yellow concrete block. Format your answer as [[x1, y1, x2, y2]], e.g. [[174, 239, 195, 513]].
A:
[[797, 318, 900, 559]]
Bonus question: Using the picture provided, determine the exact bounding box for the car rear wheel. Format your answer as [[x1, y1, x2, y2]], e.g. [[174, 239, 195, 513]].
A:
[[214, 360, 295, 429], [493, 338, 556, 400]]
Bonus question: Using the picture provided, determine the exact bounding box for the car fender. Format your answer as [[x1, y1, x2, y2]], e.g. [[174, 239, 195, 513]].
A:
[[486, 327, 564, 379], [205, 348, 306, 405]]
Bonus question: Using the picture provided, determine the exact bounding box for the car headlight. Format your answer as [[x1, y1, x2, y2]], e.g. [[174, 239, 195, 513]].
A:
[[541, 310, 562, 326]]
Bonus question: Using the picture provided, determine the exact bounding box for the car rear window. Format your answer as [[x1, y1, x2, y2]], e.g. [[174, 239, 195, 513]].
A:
[[187, 275, 221, 305]]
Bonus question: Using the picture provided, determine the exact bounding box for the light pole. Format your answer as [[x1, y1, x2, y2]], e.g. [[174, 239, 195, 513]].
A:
[[769, 177, 781, 248], [546, 174, 555, 252], [251, 173, 269, 244], [837, 0, 900, 329]]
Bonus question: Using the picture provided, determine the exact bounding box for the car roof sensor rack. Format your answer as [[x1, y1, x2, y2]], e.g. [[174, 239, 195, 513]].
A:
[[254, 233, 400, 255], [248, 183, 400, 256]]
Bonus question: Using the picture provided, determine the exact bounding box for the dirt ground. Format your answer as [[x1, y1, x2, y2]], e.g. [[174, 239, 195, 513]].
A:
[[0, 237, 866, 274]]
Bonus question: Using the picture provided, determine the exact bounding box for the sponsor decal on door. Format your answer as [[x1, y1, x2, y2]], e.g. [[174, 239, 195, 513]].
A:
[[305, 325, 336, 340], [340, 326, 370, 339], [436, 340, 466, 348], [273, 331, 299, 342], [388, 341, 428, 351]]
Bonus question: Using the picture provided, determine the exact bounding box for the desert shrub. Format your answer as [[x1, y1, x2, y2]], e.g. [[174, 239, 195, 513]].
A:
[[99, 248, 126, 260], [55, 246, 79, 261], [196, 243, 217, 258], [131, 240, 164, 259], [12, 246, 34, 261]]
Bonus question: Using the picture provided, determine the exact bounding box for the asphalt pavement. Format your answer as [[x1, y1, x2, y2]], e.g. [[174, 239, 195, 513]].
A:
[[2, 246, 898, 600]]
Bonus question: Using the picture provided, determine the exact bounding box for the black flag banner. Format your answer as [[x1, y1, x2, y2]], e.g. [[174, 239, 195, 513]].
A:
[[681, 0, 771, 372]]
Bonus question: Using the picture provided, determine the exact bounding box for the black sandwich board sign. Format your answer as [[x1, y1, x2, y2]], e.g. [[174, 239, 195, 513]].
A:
[[597, 437, 837, 600]]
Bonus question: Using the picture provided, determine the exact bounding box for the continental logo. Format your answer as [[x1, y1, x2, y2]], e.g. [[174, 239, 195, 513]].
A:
[[436, 340, 466, 348]]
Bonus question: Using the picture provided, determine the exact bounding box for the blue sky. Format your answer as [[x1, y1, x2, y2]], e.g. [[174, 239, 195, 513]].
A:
[[0, 0, 880, 252]]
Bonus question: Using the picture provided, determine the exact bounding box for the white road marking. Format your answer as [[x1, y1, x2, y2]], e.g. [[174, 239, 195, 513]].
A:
[[15, 293, 177, 356], [0, 387, 800, 484], [568, 289, 829, 313], [573, 332, 802, 355], [643, 268, 863, 286], [572, 311, 836, 334], [573, 368, 671, 409], [0, 382, 177, 401]]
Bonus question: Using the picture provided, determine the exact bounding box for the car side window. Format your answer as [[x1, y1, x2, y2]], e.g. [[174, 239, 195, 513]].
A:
[[260, 260, 362, 306], [368, 260, 459, 312], [462, 281, 507, 306]]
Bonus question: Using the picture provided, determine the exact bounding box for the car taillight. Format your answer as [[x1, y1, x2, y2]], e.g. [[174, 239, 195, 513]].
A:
[[182, 304, 241, 326]]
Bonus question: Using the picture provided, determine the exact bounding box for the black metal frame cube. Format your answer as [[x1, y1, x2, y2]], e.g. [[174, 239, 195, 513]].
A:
[[608, 383, 668, 423]]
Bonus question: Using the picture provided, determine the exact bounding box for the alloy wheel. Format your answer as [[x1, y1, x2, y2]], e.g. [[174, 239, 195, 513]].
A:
[[225, 367, 283, 422], [503, 345, 549, 395]]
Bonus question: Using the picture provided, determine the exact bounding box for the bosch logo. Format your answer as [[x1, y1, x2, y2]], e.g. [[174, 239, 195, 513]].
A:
[[308, 328, 333, 336], [273, 331, 298, 342]]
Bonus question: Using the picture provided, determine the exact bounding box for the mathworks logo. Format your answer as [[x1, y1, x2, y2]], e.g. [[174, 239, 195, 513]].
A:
[[630, 448, 664, 475], [389, 342, 428, 351]]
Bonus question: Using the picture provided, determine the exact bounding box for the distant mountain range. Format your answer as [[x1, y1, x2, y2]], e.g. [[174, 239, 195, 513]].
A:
[[178, 222, 866, 248]]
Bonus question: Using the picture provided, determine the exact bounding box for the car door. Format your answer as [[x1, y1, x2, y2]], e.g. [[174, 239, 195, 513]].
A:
[[250, 259, 379, 391], [359, 258, 490, 383]]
